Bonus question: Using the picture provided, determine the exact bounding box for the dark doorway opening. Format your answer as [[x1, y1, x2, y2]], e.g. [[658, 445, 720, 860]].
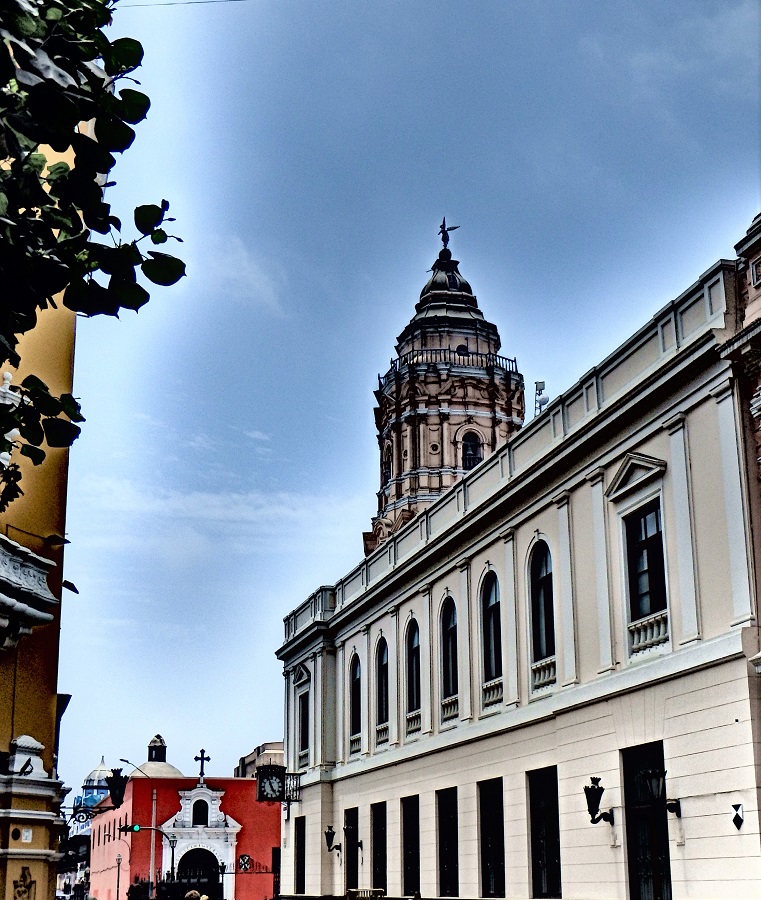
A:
[[479, 778, 505, 897], [528, 766, 562, 898], [437, 787, 459, 897], [401, 795, 420, 896], [623, 741, 673, 900], [176, 848, 221, 900], [345, 806, 360, 892], [294, 816, 306, 894], [371, 802, 387, 892]]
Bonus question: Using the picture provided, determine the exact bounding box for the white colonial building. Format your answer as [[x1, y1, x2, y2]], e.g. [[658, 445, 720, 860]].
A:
[[277, 214, 761, 900]]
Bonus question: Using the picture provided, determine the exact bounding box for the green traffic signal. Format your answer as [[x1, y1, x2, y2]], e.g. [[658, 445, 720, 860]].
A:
[[118, 824, 141, 834]]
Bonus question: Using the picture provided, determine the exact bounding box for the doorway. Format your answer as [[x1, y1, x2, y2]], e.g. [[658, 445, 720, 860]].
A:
[[176, 848, 221, 900], [622, 741, 672, 900]]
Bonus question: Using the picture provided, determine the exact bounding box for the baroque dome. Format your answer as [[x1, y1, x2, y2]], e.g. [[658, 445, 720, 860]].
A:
[[84, 755, 111, 787], [419, 248, 474, 301]]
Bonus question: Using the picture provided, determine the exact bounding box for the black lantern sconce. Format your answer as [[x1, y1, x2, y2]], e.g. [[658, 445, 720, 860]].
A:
[[324, 825, 341, 853], [67, 768, 130, 823], [584, 777, 615, 825], [640, 769, 681, 817]]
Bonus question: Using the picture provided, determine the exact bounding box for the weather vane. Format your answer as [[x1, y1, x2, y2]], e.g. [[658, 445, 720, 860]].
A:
[[439, 217, 460, 249]]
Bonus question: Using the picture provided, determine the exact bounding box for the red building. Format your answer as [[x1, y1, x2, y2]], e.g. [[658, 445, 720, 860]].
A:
[[89, 737, 280, 900]]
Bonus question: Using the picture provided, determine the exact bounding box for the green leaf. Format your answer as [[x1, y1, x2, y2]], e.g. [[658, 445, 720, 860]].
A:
[[150, 228, 167, 244], [117, 88, 150, 124], [0, 193, 7, 216], [46, 161, 70, 181], [45, 7, 63, 21], [42, 417, 81, 448], [21, 374, 50, 393], [141, 252, 186, 286], [109, 277, 150, 311], [26, 152, 48, 174], [103, 37, 144, 75], [94, 115, 135, 153], [134, 204, 164, 234], [59, 394, 85, 423], [19, 418, 44, 448], [20, 444, 46, 466]]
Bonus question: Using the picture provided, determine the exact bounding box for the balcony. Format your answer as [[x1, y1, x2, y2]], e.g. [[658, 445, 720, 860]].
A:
[[531, 656, 556, 691], [441, 696, 459, 722], [379, 348, 518, 389], [0, 533, 58, 652], [629, 610, 669, 654], [482, 677, 503, 708], [405, 710, 421, 735]]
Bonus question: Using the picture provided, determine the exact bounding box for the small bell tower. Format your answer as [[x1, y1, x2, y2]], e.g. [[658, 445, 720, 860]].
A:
[[363, 223, 524, 555]]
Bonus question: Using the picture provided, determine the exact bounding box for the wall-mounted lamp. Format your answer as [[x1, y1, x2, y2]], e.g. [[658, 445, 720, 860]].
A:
[[749, 650, 761, 675], [324, 825, 341, 853], [584, 777, 614, 825], [640, 769, 681, 817]]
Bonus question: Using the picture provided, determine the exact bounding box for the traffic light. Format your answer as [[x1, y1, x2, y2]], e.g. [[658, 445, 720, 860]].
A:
[[118, 824, 141, 835]]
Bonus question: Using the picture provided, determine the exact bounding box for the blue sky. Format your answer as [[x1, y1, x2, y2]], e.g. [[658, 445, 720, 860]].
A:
[[57, 0, 759, 788]]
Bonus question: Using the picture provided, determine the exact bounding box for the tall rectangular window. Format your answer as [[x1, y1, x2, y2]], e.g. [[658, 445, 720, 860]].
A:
[[528, 767, 561, 899], [625, 499, 666, 621], [345, 806, 360, 891], [479, 778, 505, 898], [437, 787, 459, 897], [371, 802, 387, 892], [294, 816, 306, 895], [401, 795, 420, 896], [298, 692, 309, 754]]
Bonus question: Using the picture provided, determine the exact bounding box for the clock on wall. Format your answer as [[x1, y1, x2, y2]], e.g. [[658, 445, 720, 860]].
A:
[[256, 764, 286, 802]]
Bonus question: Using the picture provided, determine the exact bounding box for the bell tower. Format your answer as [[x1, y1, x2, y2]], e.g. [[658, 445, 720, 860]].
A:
[[363, 223, 525, 555]]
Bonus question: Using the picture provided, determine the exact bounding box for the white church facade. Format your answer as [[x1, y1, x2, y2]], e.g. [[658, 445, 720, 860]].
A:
[[277, 214, 761, 900]]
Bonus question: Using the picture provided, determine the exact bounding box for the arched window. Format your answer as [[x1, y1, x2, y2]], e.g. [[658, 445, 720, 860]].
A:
[[382, 447, 392, 485], [441, 597, 458, 699], [530, 542, 555, 662], [407, 621, 421, 713], [376, 638, 389, 726], [462, 431, 483, 470], [350, 655, 362, 737], [482, 572, 502, 682], [192, 799, 209, 827]]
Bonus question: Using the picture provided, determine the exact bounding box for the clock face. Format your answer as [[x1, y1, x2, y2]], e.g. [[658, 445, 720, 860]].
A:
[[257, 766, 286, 802], [262, 776, 282, 798]]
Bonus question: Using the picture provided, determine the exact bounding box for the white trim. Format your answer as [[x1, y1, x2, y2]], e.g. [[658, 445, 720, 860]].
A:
[[457, 562, 472, 722], [663, 413, 700, 643], [587, 469, 614, 672], [712, 381, 753, 624], [554, 492, 578, 686], [501, 533, 520, 706]]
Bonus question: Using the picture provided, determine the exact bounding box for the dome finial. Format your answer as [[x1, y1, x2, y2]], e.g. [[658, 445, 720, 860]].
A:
[[439, 217, 460, 249]]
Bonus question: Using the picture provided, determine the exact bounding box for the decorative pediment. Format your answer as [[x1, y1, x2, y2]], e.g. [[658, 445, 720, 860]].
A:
[[292, 664, 311, 686], [605, 452, 667, 501], [165, 784, 241, 833]]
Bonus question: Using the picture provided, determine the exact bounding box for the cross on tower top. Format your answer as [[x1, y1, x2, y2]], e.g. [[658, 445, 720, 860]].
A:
[[194, 748, 210, 781]]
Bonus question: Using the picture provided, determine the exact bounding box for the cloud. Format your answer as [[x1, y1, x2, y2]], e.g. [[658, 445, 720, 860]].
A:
[[242, 429, 270, 442], [578, 0, 759, 106], [73, 473, 370, 562], [201, 235, 286, 315]]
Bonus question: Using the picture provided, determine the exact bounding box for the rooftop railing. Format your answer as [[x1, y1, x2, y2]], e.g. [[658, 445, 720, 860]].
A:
[[379, 348, 518, 388]]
